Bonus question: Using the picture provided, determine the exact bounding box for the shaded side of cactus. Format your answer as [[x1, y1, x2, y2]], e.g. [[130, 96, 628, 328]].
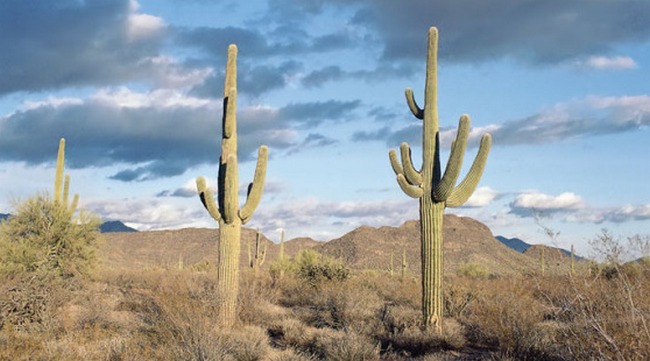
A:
[[195, 45, 269, 327], [54, 138, 79, 215], [388, 27, 491, 332]]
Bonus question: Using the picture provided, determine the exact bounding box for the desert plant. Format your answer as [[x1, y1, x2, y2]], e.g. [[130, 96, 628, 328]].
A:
[[54, 138, 79, 215], [195, 44, 269, 327], [249, 228, 268, 273], [0, 195, 100, 280], [388, 27, 491, 332], [401, 249, 408, 279], [293, 250, 350, 287]]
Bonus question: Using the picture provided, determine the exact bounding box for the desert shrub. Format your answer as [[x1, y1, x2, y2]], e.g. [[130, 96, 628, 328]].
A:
[[456, 261, 489, 279], [315, 330, 380, 361], [376, 303, 465, 356], [0, 194, 100, 280], [292, 250, 350, 287]]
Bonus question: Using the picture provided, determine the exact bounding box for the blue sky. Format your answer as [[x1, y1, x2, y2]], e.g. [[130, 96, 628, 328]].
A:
[[1, 0, 650, 257]]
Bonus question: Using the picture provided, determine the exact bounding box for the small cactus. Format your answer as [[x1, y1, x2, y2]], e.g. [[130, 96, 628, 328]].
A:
[[196, 44, 269, 327], [401, 249, 408, 279], [388, 27, 491, 332], [249, 228, 267, 272], [54, 138, 79, 215], [388, 252, 395, 277]]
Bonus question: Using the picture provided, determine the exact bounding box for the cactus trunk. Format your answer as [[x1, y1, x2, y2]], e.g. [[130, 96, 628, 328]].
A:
[[217, 221, 241, 325], [421, 198, 445, 331]]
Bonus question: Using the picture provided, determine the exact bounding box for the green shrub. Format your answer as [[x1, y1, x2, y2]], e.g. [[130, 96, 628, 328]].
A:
[[456, 261, 489, 278], [0, 194, 100, 279], [293, 250, 350, 287]]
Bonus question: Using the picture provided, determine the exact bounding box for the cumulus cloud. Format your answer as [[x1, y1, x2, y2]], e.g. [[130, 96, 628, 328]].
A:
[[510, 191, 585, 217], [463, 186, 499, 208], [87, 198, 207, 230], [0, 0, 203, 95], [0, 88, 357, 180]]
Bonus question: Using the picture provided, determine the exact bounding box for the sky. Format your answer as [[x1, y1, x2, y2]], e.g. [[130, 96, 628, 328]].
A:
[[1, 0, 650, 258]]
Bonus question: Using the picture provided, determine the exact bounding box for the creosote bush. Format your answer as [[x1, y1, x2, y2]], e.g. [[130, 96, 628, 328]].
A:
[[0, 194, 100, 280]]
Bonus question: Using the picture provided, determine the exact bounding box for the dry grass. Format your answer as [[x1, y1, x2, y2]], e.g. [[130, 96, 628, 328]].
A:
[[2, 254, 650, 360]]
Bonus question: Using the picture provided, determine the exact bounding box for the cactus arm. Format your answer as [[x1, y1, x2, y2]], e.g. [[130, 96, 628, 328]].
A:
[[69, 194, 79, 214], [396, 174, 424, 198], [389, 149, 404, 176], [239, 145, 268, 224], [446, 134, 492, 208], [400, 143, 423, 185], [405, 88, 424, 120], [54, 138, 65, 203], [196, 176, 222, 222], [433, 114, 470, 201]]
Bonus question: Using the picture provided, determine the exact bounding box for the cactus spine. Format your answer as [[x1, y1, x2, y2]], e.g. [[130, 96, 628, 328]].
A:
[[196, 44, 269, 327], [54, 138, 79, 215], [388, 27, 491, 332]]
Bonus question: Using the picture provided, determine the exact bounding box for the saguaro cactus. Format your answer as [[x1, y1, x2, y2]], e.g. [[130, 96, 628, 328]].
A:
[[249, 228, 268, 272], [388, 27, 491, 332], [196, 44, 269, 327], [54, 138, 79, 215]]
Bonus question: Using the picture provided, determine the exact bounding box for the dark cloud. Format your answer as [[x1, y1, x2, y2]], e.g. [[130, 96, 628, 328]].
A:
[[268, 0, 650, 65], [0, 89, 362, 180], [191, 61, 303, 98], [0, 0, 180, 95]]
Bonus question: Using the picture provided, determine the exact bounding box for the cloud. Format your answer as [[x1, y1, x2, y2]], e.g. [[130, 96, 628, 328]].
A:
[[463, 186, 499, 208], [576, 56, 638, 70], [86, 198, 206, 230], [268, 0, 650, 66], [0, 0, 200, 95], [354, 95, 650, 147], [0, 88, 361, 180], [510, 191, 585, 217], [251, 197, 418, 240]]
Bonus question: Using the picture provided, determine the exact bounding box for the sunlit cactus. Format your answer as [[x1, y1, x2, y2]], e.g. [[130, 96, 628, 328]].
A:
[[249, 228, 267, 273], [196, 44, 269, 327], [388, 27, 491, 332], [54, 138, 79, 215]]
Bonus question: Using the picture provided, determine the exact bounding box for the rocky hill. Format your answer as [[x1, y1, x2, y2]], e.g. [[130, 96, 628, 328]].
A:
[[99, 215, 579, 275]]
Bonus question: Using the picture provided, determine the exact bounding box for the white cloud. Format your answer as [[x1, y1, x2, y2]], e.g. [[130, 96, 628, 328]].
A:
[[510, 191, 585, 217], [577, 56, 638, 70], [127, 1, 166, 41], [463, 186, 499, 207]]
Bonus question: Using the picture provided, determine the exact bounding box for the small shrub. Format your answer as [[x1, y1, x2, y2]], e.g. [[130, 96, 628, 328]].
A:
[[0, 194, 100, 280], [456, 261, 489, 279], [292, 250, 350, 287]]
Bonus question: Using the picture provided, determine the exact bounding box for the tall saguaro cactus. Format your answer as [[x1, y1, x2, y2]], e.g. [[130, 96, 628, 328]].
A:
[[388, 27, 492, 332], [196, 44, 269, 327], [54, 138, 79, 215]]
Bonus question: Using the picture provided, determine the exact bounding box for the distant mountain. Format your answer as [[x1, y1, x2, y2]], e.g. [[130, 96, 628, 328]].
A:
[[100, 221, 138, 233], [0, 213, 9, 221], [495, 236, 531, 253]]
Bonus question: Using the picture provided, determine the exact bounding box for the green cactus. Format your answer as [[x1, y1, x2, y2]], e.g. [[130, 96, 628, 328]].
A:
[[196, 44, 269, 327], [388, 27, 491, 332], [54, 138, 79, 215]]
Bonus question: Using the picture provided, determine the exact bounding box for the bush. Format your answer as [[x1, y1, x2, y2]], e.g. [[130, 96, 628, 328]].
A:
[[292, 250, 350, 287], [0, 194, 100, 280], [456, 261, 489, 279]]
